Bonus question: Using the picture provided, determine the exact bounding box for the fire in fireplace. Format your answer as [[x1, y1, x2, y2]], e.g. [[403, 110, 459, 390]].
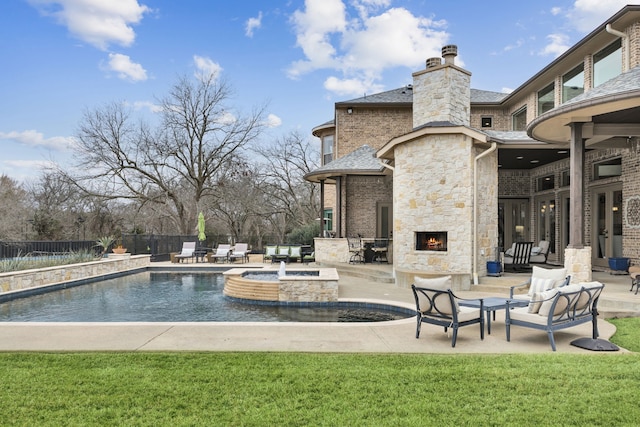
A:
[[416, 231, 447, 251]]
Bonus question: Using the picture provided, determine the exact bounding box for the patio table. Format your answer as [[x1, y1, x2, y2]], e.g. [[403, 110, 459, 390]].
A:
[[458, 297, 528, 334]]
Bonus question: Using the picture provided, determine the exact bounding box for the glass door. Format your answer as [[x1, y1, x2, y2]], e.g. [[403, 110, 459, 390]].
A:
[[498, 199, 530, 253], [535, 196, 556, 257], [592, 185, 623, 268]]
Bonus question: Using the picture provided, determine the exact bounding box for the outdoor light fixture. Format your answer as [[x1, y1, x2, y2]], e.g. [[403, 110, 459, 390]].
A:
[[347, 107, 353, 114]]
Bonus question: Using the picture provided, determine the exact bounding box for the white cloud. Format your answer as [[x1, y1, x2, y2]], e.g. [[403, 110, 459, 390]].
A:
[[193, 55, 223, 81], [550, 7, 562, 16], [133, 100, 163, 113], [106, 53, 147, 81], [288, 0, 449, 97], [265, 114, 282, 128], [566, 0, 629, 33], [539, 33, 570, 58], [28, 0, 150, 50], [324, 76, 383, 97], [245, 12, 262, 37], [0, 130, 76, 151], [501, 87, 514, 94]]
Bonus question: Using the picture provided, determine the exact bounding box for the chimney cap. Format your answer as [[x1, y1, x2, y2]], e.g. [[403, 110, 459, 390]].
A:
[[442, 45, 458, 57], [426, 57, 442, 68]]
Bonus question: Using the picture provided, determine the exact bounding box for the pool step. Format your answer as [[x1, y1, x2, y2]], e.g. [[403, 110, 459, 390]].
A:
[[315, 262, 395, 284]]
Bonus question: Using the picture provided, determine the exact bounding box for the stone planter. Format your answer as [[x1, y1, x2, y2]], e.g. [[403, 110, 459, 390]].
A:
[[112, 247, 127, 254]]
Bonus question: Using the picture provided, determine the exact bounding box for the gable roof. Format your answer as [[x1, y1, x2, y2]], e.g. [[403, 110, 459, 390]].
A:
[[336, 86, 413, 106]]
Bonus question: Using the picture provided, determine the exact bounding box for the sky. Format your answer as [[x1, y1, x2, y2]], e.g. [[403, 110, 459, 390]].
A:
[[0, 0, 634, 182]]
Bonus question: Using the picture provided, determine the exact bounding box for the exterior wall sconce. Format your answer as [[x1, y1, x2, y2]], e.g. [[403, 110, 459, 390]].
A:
[[347, 107, 353, 114]]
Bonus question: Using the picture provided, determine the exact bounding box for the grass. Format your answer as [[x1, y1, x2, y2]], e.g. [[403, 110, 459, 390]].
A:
[[0, 251, 97, 273], [0, 318, 639, 426]]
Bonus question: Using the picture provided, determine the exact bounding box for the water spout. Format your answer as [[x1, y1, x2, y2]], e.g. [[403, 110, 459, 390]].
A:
[[278, 261, 286, 278]]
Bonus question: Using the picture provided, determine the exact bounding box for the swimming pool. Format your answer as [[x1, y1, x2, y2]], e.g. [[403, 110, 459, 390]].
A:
[[0, 271, 413, 322]]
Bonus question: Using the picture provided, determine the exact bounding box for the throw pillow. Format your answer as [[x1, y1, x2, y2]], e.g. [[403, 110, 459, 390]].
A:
[[529, 277, 556, 296], [290, 247, 301, 257], [528, 266, 567, 296], [265, 246, 277, 257], [537, 288, 565, 317]]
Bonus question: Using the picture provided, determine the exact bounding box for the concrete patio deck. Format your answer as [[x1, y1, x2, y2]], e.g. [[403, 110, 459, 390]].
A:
[[0, 258, 637, 353]]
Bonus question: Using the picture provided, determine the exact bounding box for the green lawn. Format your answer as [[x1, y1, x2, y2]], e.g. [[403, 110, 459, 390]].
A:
[[1, 318, 639, 426]]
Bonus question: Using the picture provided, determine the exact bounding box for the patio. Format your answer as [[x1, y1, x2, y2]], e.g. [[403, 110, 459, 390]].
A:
[[0, 258, 635, 353]]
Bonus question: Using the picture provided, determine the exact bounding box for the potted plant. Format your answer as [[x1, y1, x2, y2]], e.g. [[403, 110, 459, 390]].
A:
[[95, 236, 115, 257], [111, 238, 127, 254]]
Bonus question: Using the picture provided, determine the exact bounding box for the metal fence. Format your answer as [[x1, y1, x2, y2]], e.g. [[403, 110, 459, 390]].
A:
[[1, 233, 297, 262], [0, 240, 99, 259]]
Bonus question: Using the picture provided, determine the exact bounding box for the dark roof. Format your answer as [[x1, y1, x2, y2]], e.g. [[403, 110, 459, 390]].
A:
[[563, 64, 640, 107], [470, 88, 509, 103], [336, 86, 413, 106], [304, 145, 386, 182]]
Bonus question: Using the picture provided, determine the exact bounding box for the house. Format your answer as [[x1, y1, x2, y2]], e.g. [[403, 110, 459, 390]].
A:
[[305, 5, 640, 289]]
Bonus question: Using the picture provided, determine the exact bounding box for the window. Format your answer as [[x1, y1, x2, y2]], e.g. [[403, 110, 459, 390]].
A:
[[536, 175, 555, 191], [322, 209, 333, 235], [594, 158, 622, 180], [481, 116, 493, 128], [537, 83, 554, 115], [562, 63, 584, 103], [561, 170, 570, 187], [322, 135, 333, 165], [512, 107, 527, 131], [594, 39, 622, 87]]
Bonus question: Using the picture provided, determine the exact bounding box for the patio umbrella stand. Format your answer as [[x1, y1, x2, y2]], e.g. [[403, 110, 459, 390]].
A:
[[570, 337, 619, 351]]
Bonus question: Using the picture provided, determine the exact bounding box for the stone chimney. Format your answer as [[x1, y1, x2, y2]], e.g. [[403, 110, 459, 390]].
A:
[[412, 45, 471, 127]]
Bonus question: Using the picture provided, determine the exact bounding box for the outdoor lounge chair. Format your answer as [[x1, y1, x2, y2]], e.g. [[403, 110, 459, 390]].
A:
[[229, 243, 249, 263], [502, 241, 533, 272], [530, 240, 550, 264], [174, 242, 196, 263], [347, 237, 364, 264], [371, 238, 389, 263], [209, 244, 231, 263], [303, 251, 315, 264], [411, 276, 484, 347]]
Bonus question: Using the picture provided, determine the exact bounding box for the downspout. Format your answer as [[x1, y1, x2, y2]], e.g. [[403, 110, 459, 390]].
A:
[[606, 24, 629, 72], [473, 142, 497, 285]]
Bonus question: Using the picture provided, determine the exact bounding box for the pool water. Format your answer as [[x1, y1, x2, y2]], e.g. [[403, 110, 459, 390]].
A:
[[0, 272, 412, 323]]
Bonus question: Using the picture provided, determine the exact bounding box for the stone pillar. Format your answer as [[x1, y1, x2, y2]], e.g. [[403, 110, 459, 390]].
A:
[[564, 247, 592, 283]]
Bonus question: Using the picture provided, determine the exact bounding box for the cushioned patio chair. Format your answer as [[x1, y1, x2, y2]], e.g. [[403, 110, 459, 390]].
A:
[[530, 240, 550, 264], [263, 245, 277, 263], [371, 238, 389, 263], [509, 266, 570, 303], [347, 237, 364, 264], [502, 241, 533, 272], [288, 246, 302, 263], [209, 244, 231, 263], [303, 251, 315, 264], [174, 242, 196, 263], [229, 243, 249, 263], [411, 276, 484, 347]]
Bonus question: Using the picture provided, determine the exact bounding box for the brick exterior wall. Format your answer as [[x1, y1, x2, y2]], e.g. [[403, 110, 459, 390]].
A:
[[336, 107, 412, 157], [344, 175, 392, 238]]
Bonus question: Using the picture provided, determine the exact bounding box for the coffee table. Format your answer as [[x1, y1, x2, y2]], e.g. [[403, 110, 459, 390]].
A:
[[459, 297, 529, 334]]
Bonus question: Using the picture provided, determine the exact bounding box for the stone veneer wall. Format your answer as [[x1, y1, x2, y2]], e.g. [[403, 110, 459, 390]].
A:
[[393, 134, 488, 290], [0, 255, 151, 295], [412, 65, 470, 127]]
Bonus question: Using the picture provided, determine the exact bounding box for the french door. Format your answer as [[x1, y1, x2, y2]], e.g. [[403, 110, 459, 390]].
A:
[[498, 199, 530, 252], [591, 184, 623, 268], [535, 195, 556, 258]]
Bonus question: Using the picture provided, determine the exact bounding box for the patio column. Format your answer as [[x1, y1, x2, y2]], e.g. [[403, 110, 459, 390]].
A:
[[319, 179, 325, 237], [568, 122, 585, 248], [336, 176, 342, 238]]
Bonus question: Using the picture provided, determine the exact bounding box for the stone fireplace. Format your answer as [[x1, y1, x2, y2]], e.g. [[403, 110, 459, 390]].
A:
[[376, 45, 499, 291], [416, 231, 447, 251]]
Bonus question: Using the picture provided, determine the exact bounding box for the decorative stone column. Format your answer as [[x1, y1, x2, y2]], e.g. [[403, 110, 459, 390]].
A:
[[564, 247, 593, 283]]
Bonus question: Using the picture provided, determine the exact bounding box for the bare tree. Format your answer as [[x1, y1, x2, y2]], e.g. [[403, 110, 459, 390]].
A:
[[254, 131, 320, 229], [0, 175, 32, 240], [67, 74, 267, 234]]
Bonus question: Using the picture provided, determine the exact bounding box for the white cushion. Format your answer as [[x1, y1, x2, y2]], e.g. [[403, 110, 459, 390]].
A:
[[290, 247, 301, 257], [530, 277, 556, 295], [414, 275, 452, 290], [528, 266, 567, 296], [265, 246, 277, 256], [538, 288, 568, 317], [277, 246, 290, 255], [414, 276, 456, 315], [531, 247, 541, 255]]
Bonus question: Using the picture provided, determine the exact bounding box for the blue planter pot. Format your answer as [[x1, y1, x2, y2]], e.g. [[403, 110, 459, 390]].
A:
[[608, 257, 629, 272], [486, 261, 502, 276]]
